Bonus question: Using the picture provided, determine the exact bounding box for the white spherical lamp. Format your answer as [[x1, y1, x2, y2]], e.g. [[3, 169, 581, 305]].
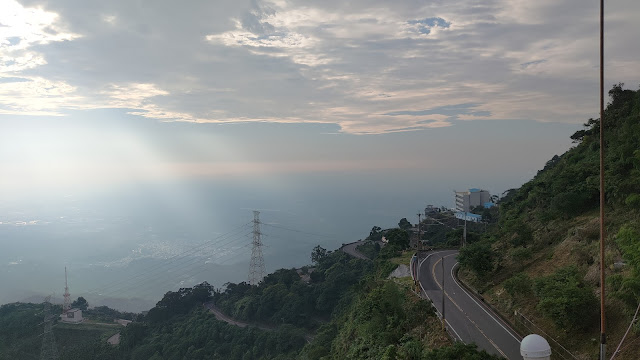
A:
[[520, 334, 552, 360]]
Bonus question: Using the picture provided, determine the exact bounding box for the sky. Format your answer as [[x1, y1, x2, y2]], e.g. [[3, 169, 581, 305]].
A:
[[1, 0, 640, 307], [1, 0, 639, 192]]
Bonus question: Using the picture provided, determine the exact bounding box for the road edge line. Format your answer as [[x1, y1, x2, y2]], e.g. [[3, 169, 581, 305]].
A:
[[417, 250, 463, 342], [451, 262, 523, 343]]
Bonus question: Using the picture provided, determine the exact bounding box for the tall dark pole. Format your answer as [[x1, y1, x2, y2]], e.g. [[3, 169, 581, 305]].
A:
[[599, 0, 606, 358], [463, 216, 467, 247], [417, 213, 422, 252]]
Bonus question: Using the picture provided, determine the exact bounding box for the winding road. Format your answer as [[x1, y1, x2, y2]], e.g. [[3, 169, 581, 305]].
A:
[[340, 240, 371, 260], [418, 250, 522, 359]]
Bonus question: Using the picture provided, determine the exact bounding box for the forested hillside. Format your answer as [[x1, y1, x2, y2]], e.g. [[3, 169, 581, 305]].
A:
[[0, 302, 123, 360], [457, 84, 640, 359], [102, 239, 500, 359], [1, 235, 501, 359]]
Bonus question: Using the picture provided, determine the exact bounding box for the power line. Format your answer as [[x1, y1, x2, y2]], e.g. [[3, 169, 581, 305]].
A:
[[609, 301, 640, 360], [40, 296, 59, 360], [261, 222, 338, 241], [115, 233, 252, 298], [85, 222, 251, 296], [95, 229, 252, 298]]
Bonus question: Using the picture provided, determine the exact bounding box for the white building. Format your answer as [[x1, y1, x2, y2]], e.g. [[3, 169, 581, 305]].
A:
[[60, 308, 83, 323], [455, 188, 491, 212]]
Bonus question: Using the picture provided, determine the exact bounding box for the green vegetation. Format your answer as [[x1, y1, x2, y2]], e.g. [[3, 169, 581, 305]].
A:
[[84, 305, 136, 323], [214, 251, 373, 329], [0, 302, 121, 360], [71, 296, 88, 310], [458, 242, 494, 279], [21, 89, 640, 358], [0, 229, 504, 360], [356, 240, 381, 259], [612, 225, 640, 311], [385, 228, 410, 249], [533, 267, 598, 331], [311, 245, 328, 264], [0, 223, 504, 359], [398, 217, 412, 230], [120, 310, 305, 360], [503, 273, 532, 298], [0, 303, 42, 360], [454, 84, 640, 358]]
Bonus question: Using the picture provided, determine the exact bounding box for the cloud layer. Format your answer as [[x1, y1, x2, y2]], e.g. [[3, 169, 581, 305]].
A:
[[1, 0, 639, 133]]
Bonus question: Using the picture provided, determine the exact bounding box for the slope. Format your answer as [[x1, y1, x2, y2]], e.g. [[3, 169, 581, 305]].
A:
[[457, 84, 640, 359]]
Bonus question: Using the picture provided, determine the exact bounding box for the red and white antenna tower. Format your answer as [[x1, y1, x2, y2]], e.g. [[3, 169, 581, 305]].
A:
[[63, 267, 71, 314]]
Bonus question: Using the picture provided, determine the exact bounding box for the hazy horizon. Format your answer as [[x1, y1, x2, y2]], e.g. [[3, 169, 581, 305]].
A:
[[1, 0, 639, 312]]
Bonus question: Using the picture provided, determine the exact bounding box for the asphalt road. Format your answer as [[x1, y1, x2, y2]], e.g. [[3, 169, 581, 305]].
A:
[[204, 302, 315, 342], [418, 250, 522, 359], [340, 240, 370, 260]]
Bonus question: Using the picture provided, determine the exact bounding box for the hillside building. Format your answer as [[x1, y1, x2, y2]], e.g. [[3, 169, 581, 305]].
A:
[[454, 188, 491, 212], [455, 211, 483, 223], [60, 308, 83, 323]]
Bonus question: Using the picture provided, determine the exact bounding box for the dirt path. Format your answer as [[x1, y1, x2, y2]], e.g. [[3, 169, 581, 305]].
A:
[[340, 240, 370, 259], [107, 333, 120, 345], [204, 303, 273, 331], [204, 303, 314, 342]]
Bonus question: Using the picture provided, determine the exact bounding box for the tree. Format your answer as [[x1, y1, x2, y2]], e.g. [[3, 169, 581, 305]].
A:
[[71, 296, 88, 310], [370, 226, 382, 236], [457, 242, 494, 279], [369, 226, 384, 241], [398, 218, 412, 230], [385, 229, 410, 249], [311, 245, 328, 264]]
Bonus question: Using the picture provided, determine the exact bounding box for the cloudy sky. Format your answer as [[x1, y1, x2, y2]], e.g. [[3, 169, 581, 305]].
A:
[[2, 0, 640, 305], [1, 0, 639, 198]]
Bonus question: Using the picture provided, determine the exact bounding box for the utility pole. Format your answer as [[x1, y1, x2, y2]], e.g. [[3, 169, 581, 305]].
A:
[[599, 0, 606, 358], [248, 211, 266, 286], [417, 213, 422, 252], [463, 215, 467, 247], [40, 296, 59, 360]]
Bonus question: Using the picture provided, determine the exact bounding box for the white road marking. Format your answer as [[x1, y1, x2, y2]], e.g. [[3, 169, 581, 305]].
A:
[[417, 250, 463, 342], [450, 262, 522, 343]]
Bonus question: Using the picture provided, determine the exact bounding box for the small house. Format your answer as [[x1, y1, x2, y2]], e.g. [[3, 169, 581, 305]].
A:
[[60, 308, 83, 323]]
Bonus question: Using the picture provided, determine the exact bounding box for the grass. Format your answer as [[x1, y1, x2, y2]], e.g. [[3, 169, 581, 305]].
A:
[[56, 320, 121, 341], [389, 250, 415, 266]]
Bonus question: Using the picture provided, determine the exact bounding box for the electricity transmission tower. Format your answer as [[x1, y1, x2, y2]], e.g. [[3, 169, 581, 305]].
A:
[[63, 267, 71, 314], [40, 296, 59, 360], [248, 210, 266, 285]]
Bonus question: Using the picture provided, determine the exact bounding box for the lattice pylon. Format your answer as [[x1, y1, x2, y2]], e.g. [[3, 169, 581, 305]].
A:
[[248, 211, 266, 285], [40, 296, 59, 360]]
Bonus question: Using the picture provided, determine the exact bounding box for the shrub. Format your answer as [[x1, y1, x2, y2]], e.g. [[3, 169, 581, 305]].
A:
[[457, 242, 495, 279], [534, 267, 598, 330], [625, 194, 640, 209], [511, 247, 533, 263], [504, 273, 532, 298]]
